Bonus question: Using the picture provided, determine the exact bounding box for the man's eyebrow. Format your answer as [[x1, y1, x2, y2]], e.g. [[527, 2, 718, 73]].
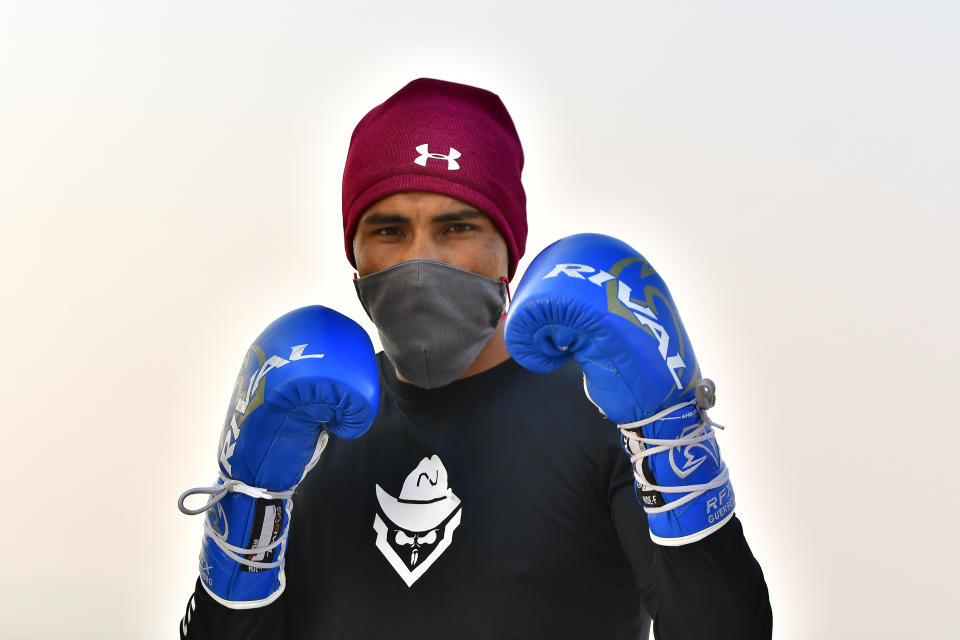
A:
[[360, 209, 484, 225], [359, 212, 410, 225], [430, 210, 485, 223]]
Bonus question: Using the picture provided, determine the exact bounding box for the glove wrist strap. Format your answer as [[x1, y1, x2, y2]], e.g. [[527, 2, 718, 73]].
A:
[[179, 476, 297, 569], [614, 379, 730, 515]]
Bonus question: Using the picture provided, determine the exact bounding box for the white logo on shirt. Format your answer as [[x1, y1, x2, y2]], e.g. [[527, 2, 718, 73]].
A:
[[373, 455, 462, 587], [414, 144, 461, 170]]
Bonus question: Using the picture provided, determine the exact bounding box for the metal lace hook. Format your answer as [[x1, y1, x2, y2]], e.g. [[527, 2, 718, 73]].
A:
[[695, 378, 727, 430]]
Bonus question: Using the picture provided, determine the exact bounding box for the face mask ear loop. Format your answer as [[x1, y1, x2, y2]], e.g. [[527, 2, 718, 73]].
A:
[[500, 277, 511, 321]]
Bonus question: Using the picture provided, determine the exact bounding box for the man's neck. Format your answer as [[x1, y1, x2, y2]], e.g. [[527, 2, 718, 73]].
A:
[[394, 321, 510, 385], [458, 321, 510, 379]]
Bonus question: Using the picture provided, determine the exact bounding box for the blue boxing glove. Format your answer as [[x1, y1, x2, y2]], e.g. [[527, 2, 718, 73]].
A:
[[178, 306, 379, 608], [505, 234, 734, 546]]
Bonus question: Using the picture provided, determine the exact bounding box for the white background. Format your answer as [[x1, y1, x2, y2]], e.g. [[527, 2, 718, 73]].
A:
[[1, 1, 957, 638]]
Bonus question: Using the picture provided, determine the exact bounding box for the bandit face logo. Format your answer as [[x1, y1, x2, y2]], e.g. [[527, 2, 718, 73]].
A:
[[373, 455, 462, 587]]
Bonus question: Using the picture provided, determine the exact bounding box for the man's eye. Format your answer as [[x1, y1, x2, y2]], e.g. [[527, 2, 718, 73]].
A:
[[447, 223, 474, 233], [375, 227, 400, 236]]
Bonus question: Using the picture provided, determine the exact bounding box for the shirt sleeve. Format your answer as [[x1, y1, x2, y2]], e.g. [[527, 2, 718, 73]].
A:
[[604, 427, 773, 639], [179, 578, 287, 640]]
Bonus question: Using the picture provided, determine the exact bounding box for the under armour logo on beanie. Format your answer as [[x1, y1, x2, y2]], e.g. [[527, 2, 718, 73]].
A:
[[342, 78, 527, 279], [414, 144, 461, 170]]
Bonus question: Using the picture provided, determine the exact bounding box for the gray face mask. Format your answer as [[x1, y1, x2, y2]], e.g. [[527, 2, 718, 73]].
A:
[[354, 259, 507, 389]]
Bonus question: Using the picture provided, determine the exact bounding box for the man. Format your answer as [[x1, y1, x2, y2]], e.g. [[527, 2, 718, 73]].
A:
[[179, 78, 772, 638]]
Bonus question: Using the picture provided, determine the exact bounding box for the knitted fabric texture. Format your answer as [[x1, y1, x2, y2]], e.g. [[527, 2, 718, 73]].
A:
[[342, 78, 527, 279]]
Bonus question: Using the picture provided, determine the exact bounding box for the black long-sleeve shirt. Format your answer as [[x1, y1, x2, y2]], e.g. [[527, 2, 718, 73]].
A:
[[181, 355, 771, 639]]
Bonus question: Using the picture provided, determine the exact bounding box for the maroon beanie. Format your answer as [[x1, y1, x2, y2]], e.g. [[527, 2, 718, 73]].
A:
[[342, 78, 527, 279]]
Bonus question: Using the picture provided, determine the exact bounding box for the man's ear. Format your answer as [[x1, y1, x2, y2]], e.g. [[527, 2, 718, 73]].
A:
[[351, 236, 364, 277]]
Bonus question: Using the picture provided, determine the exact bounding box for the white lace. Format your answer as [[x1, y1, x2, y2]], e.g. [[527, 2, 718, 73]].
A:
[[586, 377, 730, 514], [177, 432, 330, 574], [178, 476, 295, 569], [203, 512, 289, 570]]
